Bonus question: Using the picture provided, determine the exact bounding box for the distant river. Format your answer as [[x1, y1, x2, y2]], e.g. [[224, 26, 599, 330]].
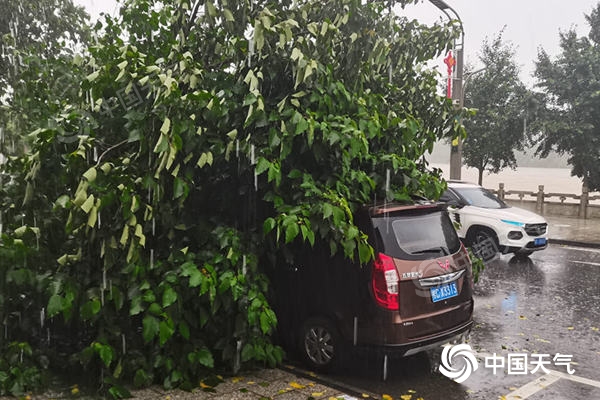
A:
[[430, 164, 592, 196]]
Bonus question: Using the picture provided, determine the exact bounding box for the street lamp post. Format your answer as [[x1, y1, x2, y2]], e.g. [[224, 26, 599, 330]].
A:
[[429, 0, 464, 180]]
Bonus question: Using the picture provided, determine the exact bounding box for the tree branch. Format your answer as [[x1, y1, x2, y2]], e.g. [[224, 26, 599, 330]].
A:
[[95, 139, 129, 167]]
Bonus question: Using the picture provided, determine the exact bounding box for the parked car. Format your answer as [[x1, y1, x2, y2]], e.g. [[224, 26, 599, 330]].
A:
[[440, 181, 548, 258], [270, 201, 474, 375]]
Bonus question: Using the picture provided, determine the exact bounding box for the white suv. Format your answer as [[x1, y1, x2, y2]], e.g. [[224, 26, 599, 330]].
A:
[[440, 181, 548, 258]]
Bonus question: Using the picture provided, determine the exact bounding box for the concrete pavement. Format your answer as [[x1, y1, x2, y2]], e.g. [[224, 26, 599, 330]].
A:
[[129, 366, 369, 399]]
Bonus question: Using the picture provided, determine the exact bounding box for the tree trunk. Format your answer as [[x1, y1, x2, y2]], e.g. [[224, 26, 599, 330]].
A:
[[478, 168, 484, 186]]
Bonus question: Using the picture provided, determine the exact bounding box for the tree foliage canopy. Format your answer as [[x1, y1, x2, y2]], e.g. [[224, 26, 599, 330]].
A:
[[0, 0, 90, 157], [534, 3, 600, 190], [0, 0, 460, 394], [462, 31, 529, 185]]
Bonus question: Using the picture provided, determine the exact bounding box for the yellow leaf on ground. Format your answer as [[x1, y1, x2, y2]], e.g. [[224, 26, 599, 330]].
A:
[[247, 381, 255, 385], [408, 390, 416, 394], [362, 394, 370, 399], [199, 381, 212, 389], [309, 371, 318, 377], [400, 395, 412, 400], [509, 387, 518, 391], [567, 326, 575, 330], [311, 392, 325, 398], [382, 395, 393, 400], [591, 327, 599, 331], [231, 376, 243, 383], [289, 381, 305, 389], [519, 315, 527, 320]]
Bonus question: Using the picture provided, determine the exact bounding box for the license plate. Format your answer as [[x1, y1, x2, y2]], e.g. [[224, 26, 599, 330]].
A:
[[431, 282, 458, 303], [534, 238, 547, 246]]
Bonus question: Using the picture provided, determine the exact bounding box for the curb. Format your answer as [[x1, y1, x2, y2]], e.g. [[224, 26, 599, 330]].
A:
[[278, 365, 378, 400], [549, 238, 600, 249]]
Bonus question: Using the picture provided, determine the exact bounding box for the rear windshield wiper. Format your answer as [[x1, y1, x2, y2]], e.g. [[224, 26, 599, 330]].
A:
[[412, 247, 449, 255]]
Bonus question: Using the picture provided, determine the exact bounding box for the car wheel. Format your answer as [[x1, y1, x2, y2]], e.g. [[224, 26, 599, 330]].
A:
[[468, 228, 499, 261], [300, 317, 340, 372]]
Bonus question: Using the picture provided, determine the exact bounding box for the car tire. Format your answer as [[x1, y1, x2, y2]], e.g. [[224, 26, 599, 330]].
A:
[[467, 227, 499, 261], [300, 317, 340, 372]]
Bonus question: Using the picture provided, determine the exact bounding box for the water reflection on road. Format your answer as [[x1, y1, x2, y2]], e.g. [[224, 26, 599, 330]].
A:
[[315, 245, 600, 399]]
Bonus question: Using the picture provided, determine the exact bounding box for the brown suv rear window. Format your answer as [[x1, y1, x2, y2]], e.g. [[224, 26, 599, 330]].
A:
[[372, 210, 461, 260]]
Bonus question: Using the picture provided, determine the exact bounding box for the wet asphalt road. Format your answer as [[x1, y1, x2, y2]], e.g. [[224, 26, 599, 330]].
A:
[[309, 244, 600, 400]]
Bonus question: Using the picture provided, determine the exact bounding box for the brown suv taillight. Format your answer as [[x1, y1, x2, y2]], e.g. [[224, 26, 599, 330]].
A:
[[371, 253, 399, 310]]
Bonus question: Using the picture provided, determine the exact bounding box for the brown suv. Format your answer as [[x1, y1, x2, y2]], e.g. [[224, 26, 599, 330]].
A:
[[271, 202, 474, 374]]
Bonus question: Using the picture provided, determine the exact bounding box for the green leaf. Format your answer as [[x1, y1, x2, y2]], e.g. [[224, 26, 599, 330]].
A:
[[99, 344, 114, 367], [160, 117, 171, 134], [179, 322, 190, 340], [241, 343, 254, 362], [81, 299, 101, 320], [154, 134, 169, 153], [259, 310, 275, 334], [57, 254, 68, 266], [159, 320, 175, 346], [108, 384, 131, 399], [196, 348, 214, 368], [205, 0, 217, 17], [162, 286, 178, 307], [173, 177, 188, 199], [197, 152, 213, 168], [120, 225, 129, 246], [223, 8, 234, 21], [55, 194, 71, 208], [13, 226, 27, 237], [130, 296, 143, 316], [86, 70, 100, 81], [255, 157, 270, 175], [80, 194, 95, 214], [47, 294, 64, 318], [83, 167, 97, 182], [263, 217, 276, 235], [285, 222, 299, 243], [358, 242, 373, 264], [143, 315, 160, 343]]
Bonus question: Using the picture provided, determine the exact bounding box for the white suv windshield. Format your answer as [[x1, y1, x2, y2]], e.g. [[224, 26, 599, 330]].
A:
[[454, 187, 507, 209]]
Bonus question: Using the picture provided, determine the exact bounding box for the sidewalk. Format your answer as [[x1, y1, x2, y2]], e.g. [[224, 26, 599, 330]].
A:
[[545, 214, 600, 248], [129, 366, 369, 400]]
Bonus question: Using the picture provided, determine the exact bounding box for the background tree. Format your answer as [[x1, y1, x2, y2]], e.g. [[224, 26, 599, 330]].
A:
[[533, 3, 600, 191], [0, 0, 89, 158], [462, 31, 529, 185], [0, 0, 460, 394]]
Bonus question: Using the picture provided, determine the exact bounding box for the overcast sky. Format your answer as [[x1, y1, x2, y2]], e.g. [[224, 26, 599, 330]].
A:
[[76, 0, 600, 85], [401, 0, 600, 86]]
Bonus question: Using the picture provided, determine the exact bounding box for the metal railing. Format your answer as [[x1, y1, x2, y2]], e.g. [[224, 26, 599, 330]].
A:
[[489, 183, 600, 219]]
